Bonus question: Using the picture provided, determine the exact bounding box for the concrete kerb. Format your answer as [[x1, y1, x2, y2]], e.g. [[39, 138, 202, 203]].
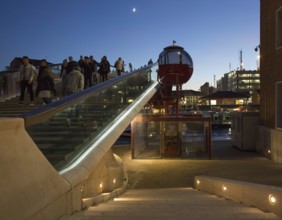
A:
[[194, 175, 282, 218]]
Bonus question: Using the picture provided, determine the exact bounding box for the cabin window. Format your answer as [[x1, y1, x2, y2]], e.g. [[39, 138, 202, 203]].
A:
[[166, 51, 183, 64], [161, 51, 192, 65], [276, 81, 282, 129], [276, 7, 282, 49]]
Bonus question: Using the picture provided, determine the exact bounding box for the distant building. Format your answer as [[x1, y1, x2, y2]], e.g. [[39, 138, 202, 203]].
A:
[[9, 57, 54, 70], [216, 70, 260, 104], [173, 90, 201, 109], [9, 57, 61, 77], [228, 70, 260, 93], [258, 0, 282, 163], [200, 90, 250, 108]]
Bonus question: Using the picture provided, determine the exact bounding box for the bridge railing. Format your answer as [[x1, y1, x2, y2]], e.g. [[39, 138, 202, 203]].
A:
[[0, 70, 20, 102], [13, 64, 160, 171], [0, 64, 62, 102], [0, 63, 160, 219]]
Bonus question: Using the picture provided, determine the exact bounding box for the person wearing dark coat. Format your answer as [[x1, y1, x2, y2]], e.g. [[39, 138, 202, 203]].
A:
[[83, 56, 94, 88], [98, 56, 111, 82], [37, 66, 57, 104]]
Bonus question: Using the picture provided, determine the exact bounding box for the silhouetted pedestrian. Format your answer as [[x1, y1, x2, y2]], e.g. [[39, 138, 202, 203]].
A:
[[66, 56, 76, 74], [35, 59, 48, 97], [98, 56, 111, 82], [114, 57, 124, 76], [60, 59, 68, 78], [62, 62, 84, 96], [19, 56, 37, 105], [83, 56, 93, 89], [90, 55, 99, 84], [37, 63, 57, 104], [129, 63, 133, 72]]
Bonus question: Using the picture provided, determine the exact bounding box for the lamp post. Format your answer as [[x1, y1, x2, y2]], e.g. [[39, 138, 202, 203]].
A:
[[255, 45, 260, 71], [256, 54, 260, 71]]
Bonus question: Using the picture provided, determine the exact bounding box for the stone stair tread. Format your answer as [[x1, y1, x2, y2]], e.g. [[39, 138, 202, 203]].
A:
[[67, 188, 281, 220]]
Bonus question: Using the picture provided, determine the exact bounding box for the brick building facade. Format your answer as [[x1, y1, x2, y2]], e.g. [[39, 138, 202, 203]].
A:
[[258, 0, 282, 162]]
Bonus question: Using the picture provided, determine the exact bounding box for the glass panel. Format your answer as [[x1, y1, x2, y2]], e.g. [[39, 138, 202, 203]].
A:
[[0, 70, 20, 101], [163, 121, 181, 157], [181, 121, 206, 159], [132, 116, 211, 160], [132, 121, 161, 159], [158, 49, 193, 66], [25, 65, 158, 170], [167, 51, 183, 64]]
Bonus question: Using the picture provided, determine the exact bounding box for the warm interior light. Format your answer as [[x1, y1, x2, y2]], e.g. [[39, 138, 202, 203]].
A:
[[99, 183, 103, 188], [267, 149, 271, 154], [196, 179, 200, 185], [222, 186, 227, 191], [113, 178, 116, 184], [210, 100, 216, 105], [269, 194, 277, 205]]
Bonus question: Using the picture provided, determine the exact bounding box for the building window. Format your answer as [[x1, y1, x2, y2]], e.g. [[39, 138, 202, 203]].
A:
[[276, 7, 282, 49], [276, 81, 282, 129]]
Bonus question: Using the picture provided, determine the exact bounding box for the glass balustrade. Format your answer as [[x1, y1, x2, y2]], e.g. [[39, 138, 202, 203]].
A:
[[0, 70, 21, 102], [23, 64, 159, 170], [131, 114, 211, 159]]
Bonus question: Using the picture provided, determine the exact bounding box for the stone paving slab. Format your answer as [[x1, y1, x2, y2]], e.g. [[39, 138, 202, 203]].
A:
[[112, 141, 282, 189]]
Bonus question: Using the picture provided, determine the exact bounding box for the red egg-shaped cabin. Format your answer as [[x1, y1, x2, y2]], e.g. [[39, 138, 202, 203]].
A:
[[158, 45, 193, 85]]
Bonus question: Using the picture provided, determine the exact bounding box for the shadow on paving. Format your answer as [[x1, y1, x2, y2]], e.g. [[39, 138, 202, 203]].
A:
[[112, 140, 282, 189]]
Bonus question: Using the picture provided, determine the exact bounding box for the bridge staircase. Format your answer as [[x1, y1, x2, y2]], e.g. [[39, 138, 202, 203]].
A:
[[67, 187, 281, 220], [0, 65, 159, 170]]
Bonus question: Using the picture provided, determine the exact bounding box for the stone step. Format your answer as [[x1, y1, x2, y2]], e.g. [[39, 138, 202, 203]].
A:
[[66, 188, 281, 220]]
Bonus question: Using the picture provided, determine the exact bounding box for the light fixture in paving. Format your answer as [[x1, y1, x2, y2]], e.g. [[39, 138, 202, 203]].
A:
[[268, 194, 277, 205]]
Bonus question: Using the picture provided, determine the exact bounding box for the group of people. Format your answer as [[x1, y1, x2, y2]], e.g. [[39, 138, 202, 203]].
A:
[[60, 55, 126, 96], [19, 56, 57, 105], [19, 55, 127, 105]]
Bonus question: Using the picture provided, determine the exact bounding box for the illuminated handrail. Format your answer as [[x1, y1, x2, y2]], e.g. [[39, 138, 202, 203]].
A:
[[19, 64, 159, 170]]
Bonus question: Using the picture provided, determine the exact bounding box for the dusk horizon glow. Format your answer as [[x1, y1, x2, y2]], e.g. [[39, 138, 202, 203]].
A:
[[0, 0, 260, 90]]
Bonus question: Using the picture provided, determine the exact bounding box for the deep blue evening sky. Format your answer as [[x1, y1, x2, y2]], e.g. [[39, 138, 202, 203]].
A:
[[0, 0, 259, 90]]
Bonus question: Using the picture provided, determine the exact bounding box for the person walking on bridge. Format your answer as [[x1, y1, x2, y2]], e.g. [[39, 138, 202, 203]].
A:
[[19, 56, 37, 105], [62, 62, 84, 96], [37, 63, 57, 104], [98, 56, 111, 82], [114, 57, 125, 76], [82, 56, 93, 89]]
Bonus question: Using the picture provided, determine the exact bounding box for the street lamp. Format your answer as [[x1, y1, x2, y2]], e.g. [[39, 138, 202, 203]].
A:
[[254, 44, 260, 70], [254, 45, 260, 52]]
